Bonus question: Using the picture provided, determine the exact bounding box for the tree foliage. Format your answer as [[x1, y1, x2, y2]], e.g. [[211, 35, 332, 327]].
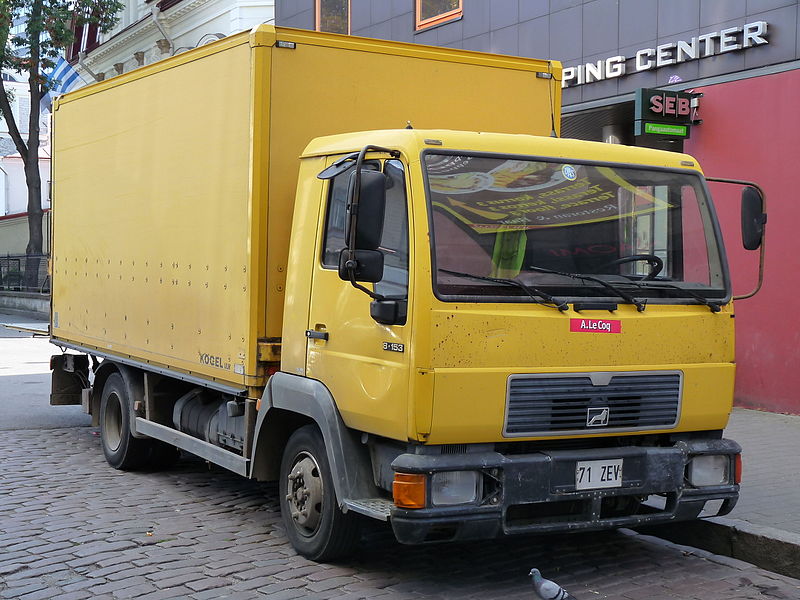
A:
[[0, 0, 122, 261]]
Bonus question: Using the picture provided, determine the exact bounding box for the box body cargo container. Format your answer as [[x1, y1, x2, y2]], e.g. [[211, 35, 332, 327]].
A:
[[50, 26, 765, 562], [51, 25, 561, 392]]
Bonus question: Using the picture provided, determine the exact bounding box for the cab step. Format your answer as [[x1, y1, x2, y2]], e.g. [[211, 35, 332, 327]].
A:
[[344, 497, 394, 520]]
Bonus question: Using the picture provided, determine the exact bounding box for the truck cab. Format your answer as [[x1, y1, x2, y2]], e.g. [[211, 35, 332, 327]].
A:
[[268, 129, 744, 556]]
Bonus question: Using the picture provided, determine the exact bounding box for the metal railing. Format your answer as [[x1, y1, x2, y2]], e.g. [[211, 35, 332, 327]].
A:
[[0, 253, 50, 294]]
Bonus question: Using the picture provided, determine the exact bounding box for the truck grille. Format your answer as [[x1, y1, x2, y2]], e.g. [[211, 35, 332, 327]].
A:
[[504, 372, 682, 437]]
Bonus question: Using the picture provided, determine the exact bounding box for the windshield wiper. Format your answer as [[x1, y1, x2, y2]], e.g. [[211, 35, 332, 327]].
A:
[[527, 264, 647, 312], [618, 280, 723, 313], [438, 268, 569, 311]]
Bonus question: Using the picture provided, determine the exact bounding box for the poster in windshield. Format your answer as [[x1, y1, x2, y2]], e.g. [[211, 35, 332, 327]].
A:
[[426, 152, 725, 294], [425, 154, 669, 233]]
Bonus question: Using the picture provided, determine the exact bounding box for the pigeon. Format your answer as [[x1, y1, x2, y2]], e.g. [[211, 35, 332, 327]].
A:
[[529, 568, 578, 600]]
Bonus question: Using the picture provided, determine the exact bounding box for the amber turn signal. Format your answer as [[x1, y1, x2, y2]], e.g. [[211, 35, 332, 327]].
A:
[[735, 453, 742, 485], [393, 473, 427, 509]]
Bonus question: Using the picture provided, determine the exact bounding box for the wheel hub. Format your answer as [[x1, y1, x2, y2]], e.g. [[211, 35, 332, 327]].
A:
[[103, 392, 123, 452], [285, 453, 323, 532]]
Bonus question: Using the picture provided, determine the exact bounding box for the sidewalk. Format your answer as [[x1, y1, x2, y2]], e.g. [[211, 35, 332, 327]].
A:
[[0, 311, 90, 430], [641, 407, 800, 579], [0, 309, 49, 337], [725, 408, 800, 535]]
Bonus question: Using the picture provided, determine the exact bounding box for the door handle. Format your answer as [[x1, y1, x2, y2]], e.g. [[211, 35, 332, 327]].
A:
[[305, 329, 329, 341]]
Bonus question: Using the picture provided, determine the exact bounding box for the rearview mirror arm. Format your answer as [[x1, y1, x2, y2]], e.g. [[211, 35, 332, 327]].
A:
[[343, 144, 400, 300], [706, 177, 766, 300]]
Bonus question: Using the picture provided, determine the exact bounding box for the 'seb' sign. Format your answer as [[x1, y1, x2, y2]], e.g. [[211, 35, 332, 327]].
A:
[[635, 88, 694, 124]]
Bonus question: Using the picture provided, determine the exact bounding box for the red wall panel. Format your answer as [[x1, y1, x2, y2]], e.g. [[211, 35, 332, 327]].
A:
[[685, 69, 800, 414]]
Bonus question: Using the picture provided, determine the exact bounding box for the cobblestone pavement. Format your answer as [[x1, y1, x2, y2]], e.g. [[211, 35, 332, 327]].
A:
[[1, 428, 799, 600]]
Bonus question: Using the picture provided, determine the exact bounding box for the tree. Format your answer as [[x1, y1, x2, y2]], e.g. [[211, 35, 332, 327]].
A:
[[0, 0, 122, 289]]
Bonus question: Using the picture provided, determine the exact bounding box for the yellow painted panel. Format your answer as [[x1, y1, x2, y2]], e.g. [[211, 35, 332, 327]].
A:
[[411, 369, 435, 441], [423, 304, 735, 443], [304, 271, 411, 439], [428, 303, 735, 369], [279, 156, 326, 376], [265, 29, 560, 339], [52, 42, 255, 385], [427, 363, 735, 444]]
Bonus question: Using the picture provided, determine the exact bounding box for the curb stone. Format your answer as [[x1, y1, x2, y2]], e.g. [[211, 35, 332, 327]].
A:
[[637, 516, 800, 579]]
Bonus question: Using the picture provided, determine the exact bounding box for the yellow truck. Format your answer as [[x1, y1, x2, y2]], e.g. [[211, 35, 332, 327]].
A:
[[50, 25, 765, 561]]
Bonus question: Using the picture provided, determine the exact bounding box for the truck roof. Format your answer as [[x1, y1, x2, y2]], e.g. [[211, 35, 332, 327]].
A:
[[302, 129, 704, 174]]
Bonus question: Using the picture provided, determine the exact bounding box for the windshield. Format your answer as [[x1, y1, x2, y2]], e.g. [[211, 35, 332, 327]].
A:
[[425, 152, 727, 303]]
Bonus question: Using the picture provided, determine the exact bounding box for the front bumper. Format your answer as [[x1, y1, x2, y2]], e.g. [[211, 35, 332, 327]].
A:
[[390, 438, 740, 545]]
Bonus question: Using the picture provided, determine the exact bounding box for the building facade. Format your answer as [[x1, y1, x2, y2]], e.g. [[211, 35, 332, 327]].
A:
[[0, 152, 51, 253], [71, 0, 275, 82], [276, 0, 800, 414], [0, 75, 52, 257]]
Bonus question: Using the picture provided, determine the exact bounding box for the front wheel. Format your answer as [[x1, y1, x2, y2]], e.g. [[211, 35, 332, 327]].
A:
[[279, 425, 361, 561]]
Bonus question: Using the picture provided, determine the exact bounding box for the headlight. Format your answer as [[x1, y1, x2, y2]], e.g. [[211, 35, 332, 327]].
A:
[[431, 471, 480, 505], [688, 455, 729, 487]]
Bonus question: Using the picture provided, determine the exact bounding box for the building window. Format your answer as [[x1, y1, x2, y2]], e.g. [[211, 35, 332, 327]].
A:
[[66, 16, 100, 63], [416, 0, 462, 31], [316, 0, 350, 35], [152, 0, 185, 10]]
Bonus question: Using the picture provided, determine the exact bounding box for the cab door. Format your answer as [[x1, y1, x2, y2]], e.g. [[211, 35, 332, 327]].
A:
[[305, 158, 412, 441]]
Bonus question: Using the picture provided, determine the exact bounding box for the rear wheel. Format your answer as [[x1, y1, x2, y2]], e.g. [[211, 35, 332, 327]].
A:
[[279, 425, 361, 561], [99, 373, 152, 470]]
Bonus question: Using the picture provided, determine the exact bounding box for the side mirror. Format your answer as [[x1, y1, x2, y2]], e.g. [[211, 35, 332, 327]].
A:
[[338, 249, 384, 283], [370, 298, 407, 326], [339, 168, 387, 284], [346, 169, 387, 251], [706, 176, 767, 300], [741, 186, 766, 251]]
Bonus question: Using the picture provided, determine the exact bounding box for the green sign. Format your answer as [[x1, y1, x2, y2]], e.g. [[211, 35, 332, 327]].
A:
[[633, 88, 696, 139], [634, 120, 690, 138], [644, 122, 688, 136]]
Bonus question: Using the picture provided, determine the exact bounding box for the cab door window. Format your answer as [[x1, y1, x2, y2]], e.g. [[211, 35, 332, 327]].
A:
[[321, 159, 410, 301]]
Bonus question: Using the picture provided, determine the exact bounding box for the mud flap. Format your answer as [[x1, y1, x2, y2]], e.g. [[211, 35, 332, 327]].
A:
[[50, 354, 90, 406]]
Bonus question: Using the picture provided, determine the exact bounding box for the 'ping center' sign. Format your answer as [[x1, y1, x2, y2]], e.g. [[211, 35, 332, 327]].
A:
[[563, 21, 768, 88]]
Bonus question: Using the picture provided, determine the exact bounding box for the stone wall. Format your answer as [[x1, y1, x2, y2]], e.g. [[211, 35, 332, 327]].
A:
[[0, 292, 49, 319]]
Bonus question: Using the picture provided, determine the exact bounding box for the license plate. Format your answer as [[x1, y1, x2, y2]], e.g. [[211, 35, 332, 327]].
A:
[[575, 459, 623, 490]]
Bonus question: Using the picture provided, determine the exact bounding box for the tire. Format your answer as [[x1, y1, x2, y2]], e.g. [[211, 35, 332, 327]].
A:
[[279, 425, 361, 561], [99, 373, 152, 470]]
